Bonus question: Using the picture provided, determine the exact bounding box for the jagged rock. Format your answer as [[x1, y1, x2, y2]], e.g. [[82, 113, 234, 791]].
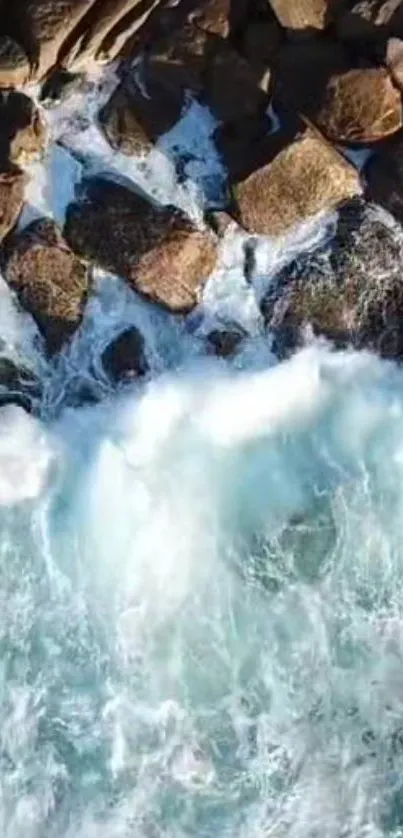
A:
[[0, 91, 47, 166], [206, 326, 246, 356], [64, 179, 217, 313], [101, 327, 148, 382], [338, 0, 403, 40], [146, 23, 267, 123], [0, 35, 30, 87], [0, 358, 42, 413], [261, 199, 403, 359], [0, 166, 26, 242], [267, 0, 346, 31], [4, 0, 97, 80], [99, 76, 183, 155], [231, 126, 361, 238], [5, 219, 89, 354], [314, 67, 402, 143], [365, 133, 403, 223]]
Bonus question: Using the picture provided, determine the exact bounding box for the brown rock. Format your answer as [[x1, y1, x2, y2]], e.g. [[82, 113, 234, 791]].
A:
[[365, 133, 403, 224], [338, 0, 403, 41], [315, 67, 402, 143], [0, 92, 47, 166], [0, 36, 30, 88], [64, 179, 217, 313], [101, 327, 148, 382], [5, 219, 89, 354], [268, 0, 346, 31], [0, 166, 26, 242], [261, 199, 403, 359], [385, 36, 403, 89], [98, 76, 183, 155], [231, 126, 361, 238], [4, 0, 97, 80]]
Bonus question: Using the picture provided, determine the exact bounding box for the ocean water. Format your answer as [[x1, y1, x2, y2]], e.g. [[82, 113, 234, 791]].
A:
[[1, 68, 403, 838]]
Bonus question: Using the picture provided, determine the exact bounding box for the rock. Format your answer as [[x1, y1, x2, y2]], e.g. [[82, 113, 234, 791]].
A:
[[206, 326, 246, 356], [365, 133, 403, 223], [101, 327, 148, 382], [0, 358, 42, 413], [64, 179, 217, 313], [214, 112, 288, 183], [267, 0, 346, 31], [98, 75, 183, 155], [240, 18, 283, 91], [314, 66, 402, 143], [0, 91, 47, 166], [40, 68, 85, 104], [385, 36, 403, 89], [4, 0, 97, 80], [5, 219, 89, 354], [338, 0, 403, 41], [188, 0, 247, 37], [0, 35, 30, 87], [273, 39, 350, 118], [231, 126, 361, 238], [0, 166, 27, 242], [146, 24, 267, 123], [261, 199, 403, 359]]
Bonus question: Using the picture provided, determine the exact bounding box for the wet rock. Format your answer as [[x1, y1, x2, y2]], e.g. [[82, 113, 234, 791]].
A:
[[64, 179, 217, 313], [0, 91, 47, 166], [98, 75, 183, 155], [0, 358, 42, 413], [231, 126, 361, 238], [101, 327, 148, 382], [338, 0, 403, 41], [4, 0, 97, 80], [206, 326, 246, 356], [5, 219, 89, 354], [146, 23, 267, 123], [40, 68, 85, 104], [188, 0, 247, 37], [267, 0, 346, 32], [0, 166, 27, 242], [261, 199, 403, 359], [0, 35, 30, 87], [365, 133, 403, 223], [314, 67, 402, 143]]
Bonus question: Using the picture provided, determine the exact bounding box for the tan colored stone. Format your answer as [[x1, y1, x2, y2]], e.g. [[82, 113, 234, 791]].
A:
[[0, 166, 27, 242], [268, 0, 346, 31], [232, 126, 361, 238]]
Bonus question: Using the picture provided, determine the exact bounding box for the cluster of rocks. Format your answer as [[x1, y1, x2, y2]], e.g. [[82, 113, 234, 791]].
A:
[[1, 0, 403, 383]]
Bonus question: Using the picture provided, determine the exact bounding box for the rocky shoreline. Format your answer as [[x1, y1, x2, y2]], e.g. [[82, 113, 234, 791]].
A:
[[0, 0, 402, 404]]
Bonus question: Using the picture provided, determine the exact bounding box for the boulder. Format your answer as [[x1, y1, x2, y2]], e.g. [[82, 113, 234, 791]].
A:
[[5, 219, 89, 354], [338, 0, 403, 41], [0, 35, 30, 87], [231, 126, 361, 238], [261, 199, 403, 359], [98, 75, 183, 155], [365, 133, 403, 223], [0, 166, 26, 242], [313, 67, 402, 143], [101, 327, 148, 382], [0, 91, 47, 166], [64, 179, 217, 313], [267, 0, 346, 31], [3, 0, 97, 80]]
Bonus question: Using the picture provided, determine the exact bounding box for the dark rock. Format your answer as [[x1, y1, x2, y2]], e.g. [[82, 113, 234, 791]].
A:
[[0, 357, 41, 413], [214, 111, 285, 184], [231, 125, 361, 238], [273, 39, 350, 118], [240, 17, 283, 92], [99, 75, 183, 155], [0, 165, 27, 242], [338, 0, 403, 41], [40, 68, 85, 104], [101, 327, 148, 382], [261, 199, 403, 359], [206, 326, 246, 356], [365, 133, 403, 223], [188, 0, 248, 38], [267, 0, 347, 31], [314, 67, 402, 143], [5, 219, 89, 355], [64, 179, 217, 313], [0, 91, 47, 166], [0, 35, 30, 87]]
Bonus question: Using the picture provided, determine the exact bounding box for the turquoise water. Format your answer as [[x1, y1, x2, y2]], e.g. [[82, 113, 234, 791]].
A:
[[2, 344, 403, 837]]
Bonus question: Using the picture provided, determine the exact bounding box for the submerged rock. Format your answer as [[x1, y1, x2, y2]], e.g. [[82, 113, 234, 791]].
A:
[[230, 125, 361, 237], [0, 91, 47, 166], [5, 219, 89, 355], [101, 327, 148, 382], [64, 179, 217, 313], [261, 199, 403, 359]]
